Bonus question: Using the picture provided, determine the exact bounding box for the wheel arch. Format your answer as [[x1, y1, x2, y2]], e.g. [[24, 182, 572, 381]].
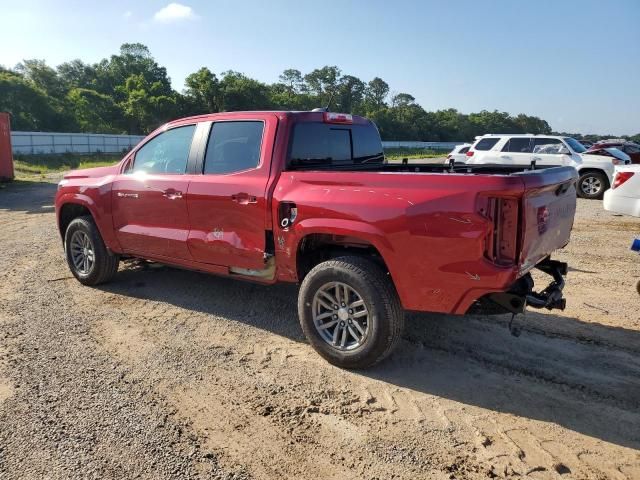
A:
[[295, 231, 395, 287], [58, 202, 93, 240], [56, 194, 120, 253]]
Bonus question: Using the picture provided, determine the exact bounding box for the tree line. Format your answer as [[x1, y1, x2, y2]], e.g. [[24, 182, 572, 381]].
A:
[[1, 43, 637, 143]]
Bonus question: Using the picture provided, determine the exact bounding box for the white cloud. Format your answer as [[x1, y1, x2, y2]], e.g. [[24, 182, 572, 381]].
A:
[[153, 3, 197, 23], [123, 10, 132, 20]]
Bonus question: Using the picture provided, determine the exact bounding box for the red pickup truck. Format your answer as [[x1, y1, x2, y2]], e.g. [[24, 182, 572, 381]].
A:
[[55, 110, 577, 368]]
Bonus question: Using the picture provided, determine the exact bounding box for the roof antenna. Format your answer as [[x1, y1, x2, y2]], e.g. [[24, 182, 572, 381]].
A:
[[311, 89, 336, 113]]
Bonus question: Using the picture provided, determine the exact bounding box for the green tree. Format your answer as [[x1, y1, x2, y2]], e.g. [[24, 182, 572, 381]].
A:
[[219, 71, 271, 111], [391, 93, 415, 108], [184, 67, 220, 113], [304, 66, 341, 99], [336, 75, 365, 113], [15, 59, 66, 98], [365, 77, 389, 110], [57, 59, 98, 90], [0, 71, 62, 130], [118, 74, 176, 133], [279, 69, 305, 94], [67, 88, 121, 133]]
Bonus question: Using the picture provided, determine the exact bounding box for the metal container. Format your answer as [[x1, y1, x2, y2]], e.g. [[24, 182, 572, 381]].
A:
[[0, 112, 14, 181]]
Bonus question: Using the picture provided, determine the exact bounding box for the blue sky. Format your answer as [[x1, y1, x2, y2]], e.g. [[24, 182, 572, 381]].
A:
[[1, 0, 638, 135]]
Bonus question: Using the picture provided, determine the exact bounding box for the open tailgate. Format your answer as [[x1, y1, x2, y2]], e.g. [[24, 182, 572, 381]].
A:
[[518, 167, 577, 275]]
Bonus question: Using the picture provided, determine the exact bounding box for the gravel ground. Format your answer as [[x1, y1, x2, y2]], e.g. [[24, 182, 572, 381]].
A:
[[1, 181, 639, 479]]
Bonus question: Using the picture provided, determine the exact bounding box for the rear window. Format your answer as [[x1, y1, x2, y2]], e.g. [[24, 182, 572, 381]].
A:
[[288, 122, 383, 169], [502, 138, 532, 153], [474, 138, 500, 151]]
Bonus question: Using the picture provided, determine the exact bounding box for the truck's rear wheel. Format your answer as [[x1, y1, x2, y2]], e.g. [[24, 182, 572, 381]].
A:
[[578, 171, 608, 199], [64, 216, 119, 286], [298, 256, 404, 369]]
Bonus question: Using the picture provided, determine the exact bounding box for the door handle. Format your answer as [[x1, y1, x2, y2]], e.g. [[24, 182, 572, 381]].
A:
[[162, 189, 183, 199], [231, 193, 257, 205], [500, 155, 512, 160]]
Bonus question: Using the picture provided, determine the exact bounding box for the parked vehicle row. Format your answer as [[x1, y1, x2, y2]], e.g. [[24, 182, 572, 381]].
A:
[[588, 139, 640, 164], [56, 110, 577, 368], [447, 134, 630, 199]]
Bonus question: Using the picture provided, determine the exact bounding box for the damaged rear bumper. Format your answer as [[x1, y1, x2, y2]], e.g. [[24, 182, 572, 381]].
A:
[[468, 257, 568, 315]]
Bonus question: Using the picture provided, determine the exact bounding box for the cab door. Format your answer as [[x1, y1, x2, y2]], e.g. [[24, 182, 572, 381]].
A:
[[186, 114, 278, 270], [111, 124, 198, 260], [531, 137, 571, 167], [498, 137, 533, 165]]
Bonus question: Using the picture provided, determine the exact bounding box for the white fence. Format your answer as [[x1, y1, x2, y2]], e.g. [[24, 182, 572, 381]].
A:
[[9, 131, 461, 156], [11, 131, 145, 155], [381, 141, 461, 150]]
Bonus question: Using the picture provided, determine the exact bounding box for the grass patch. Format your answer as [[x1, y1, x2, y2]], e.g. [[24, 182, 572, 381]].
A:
[[13, 154, 122, 177], [384, 147, 448, 160]]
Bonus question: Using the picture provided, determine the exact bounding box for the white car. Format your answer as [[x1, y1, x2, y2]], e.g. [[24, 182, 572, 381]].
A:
[[445, 143, 471, 164], [464, 134, 630, 199], [603, 165, 640, 217]]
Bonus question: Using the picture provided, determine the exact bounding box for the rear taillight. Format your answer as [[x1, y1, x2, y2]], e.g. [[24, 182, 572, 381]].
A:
[[480, 197, 520, 266], [323, 112, 353, 124], [466, 150, 474, 157], [613, 171, 635, 189]]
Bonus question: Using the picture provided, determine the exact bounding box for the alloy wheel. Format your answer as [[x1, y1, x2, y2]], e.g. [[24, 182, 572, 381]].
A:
[[69, 230, 95, 275], [312, 281, 370, 351]]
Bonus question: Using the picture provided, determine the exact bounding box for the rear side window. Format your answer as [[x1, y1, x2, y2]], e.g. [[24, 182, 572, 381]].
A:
[[474, 138, 500, 151], [288, 122, 383, 168], [203, 121, 263, 174], [502, 138, 532, 153]]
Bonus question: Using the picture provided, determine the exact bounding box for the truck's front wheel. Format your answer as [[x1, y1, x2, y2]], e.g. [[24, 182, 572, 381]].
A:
[[298, 256, 404, 369], [64, 216, 119, 286]]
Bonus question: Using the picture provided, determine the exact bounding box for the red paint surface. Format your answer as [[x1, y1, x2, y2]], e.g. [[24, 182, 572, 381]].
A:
[[56, 111, 577, 315], [0, 113, 14, 180]]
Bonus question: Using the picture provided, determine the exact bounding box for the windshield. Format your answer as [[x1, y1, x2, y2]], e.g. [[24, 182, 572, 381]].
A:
[[564, 137, 587, 153]]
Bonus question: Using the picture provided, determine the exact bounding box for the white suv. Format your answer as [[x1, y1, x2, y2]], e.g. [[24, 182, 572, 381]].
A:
[[464, 134, 629, 199]]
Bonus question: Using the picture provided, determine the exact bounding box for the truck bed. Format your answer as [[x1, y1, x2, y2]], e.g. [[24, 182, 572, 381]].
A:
[[273, 165, 577, 314]]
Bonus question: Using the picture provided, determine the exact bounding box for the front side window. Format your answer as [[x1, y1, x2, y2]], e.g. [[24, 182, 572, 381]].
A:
[[474, 138, 500, 151], [532, 138, 563, 154], [502, 138, 532, 153], [131, 125, 195, 174], [203, 121, 264, 174], [459, 146, 470, 154]]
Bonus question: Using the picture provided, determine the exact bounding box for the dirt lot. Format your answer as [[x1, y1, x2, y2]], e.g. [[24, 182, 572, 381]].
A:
[[1, 181, 639, 480]]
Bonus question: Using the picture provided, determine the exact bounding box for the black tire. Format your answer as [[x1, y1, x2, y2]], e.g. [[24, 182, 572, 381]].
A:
[[298, 256, 404, 369], [64, 215, 119, 286], [577, 171, 608, 199]]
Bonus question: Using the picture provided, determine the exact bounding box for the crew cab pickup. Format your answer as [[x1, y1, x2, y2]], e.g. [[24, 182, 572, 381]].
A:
[[55, 111, 577, 368]]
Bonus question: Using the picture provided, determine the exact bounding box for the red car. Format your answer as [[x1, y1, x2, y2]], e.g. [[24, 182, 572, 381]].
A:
[[55, 110, 577, 368], [588, 140, 640, 164]]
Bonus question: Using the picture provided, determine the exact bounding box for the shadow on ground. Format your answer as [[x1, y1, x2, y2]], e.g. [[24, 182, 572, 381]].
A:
[[101, 263, 640, 451], [0, 181, 57, 214]]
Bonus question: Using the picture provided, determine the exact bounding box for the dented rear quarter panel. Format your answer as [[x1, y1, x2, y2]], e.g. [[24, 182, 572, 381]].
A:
[[272, 170, 530, 314]]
